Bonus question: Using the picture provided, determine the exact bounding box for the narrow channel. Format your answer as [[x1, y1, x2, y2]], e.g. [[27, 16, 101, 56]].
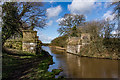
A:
[[42, 46, 118, 78]]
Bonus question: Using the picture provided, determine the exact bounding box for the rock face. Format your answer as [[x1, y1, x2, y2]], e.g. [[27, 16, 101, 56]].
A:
[[66, 33, 91, 54], [22, 30, 39, 54]]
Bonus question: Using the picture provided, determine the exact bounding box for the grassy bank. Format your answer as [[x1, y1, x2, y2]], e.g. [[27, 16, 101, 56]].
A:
[[49, 46, 66, 51], [51, 42, 119, 60], [79, 39, 119, 60], [2, 48, 64, 80]]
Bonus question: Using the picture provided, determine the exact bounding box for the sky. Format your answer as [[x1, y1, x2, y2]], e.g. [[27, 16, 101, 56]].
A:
[[33, 1, 116, 43]]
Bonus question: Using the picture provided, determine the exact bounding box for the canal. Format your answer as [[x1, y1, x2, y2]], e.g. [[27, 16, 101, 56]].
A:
[[42, 46, 119, 78]]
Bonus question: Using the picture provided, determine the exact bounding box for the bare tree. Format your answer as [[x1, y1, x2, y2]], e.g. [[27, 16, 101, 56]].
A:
[[57, 14, 85, 36], [110, 1, 120, 30], [16, 2, 46, 30]]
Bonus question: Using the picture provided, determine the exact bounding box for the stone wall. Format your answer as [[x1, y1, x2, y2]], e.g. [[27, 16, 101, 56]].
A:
[[66, 37, 82, 54], [66, 33, 91, 54], [23, 30, 37, 43], [22, 42, 37, 53], [22, 30, 39, 54], [4, 39, 22, 50], [4, 30, 41, 54], [67, 45, 81, 54]]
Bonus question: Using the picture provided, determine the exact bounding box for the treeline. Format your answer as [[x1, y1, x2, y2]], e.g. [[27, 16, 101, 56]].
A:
[[51, 35, 68, 48], [42, 43, 50, 46]]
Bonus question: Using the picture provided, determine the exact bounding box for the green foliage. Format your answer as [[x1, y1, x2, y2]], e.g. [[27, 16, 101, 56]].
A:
[[71, 25, 78, 37], [51, 35, 68, 48], [52, 69, 63, 75], [4, 40, 22, 50], [2, 50, 36, 79], [42, 43, 50, 46], [2, 2, 21, 45], [37, 40, 42, 48], [103, 38, 120, 53]]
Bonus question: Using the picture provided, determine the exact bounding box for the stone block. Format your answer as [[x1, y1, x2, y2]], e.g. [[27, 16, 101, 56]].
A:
[[22, 42, 37, 53]]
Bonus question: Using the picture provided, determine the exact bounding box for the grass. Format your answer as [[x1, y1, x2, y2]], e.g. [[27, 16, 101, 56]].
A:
[[79, 42, 119, 60], [52, 69, 63, 75], [2, 48, 64, 80]]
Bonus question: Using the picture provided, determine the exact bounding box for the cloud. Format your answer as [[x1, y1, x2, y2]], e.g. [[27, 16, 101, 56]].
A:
[[103, 11, 115, 21], [47, 20, 53, 26], [111, 30, 120, 34], [104, 2, 112, 8], [34, 29, 54, 43], [56, 17, 65, 23], [50, 0, 54, 3], [0, 1, 4, 5], [95, 2, 102, 7], [111, 30, 116, 34], [46, 5, 62, 19], [68, 0, 97, 14], [39, 34, 53, 43]]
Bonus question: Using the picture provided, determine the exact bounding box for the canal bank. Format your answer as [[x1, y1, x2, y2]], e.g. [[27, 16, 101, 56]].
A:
[[49, 45, 119, 60], [42, 46, 119, 78], [49, 46, 66, 51], [2, 48, 64, 80]]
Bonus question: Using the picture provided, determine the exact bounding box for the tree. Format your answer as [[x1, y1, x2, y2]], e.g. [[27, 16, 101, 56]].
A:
[[110, 1, 120, 30], [51, 35, 68, 48], [2, 2, 46, 46], [57, 14, 85, 36], [2, 2, 21, 45], [81, 21, 104, 40], [16, 2, 46, 30], [103, 19, 115, 38], [71, 25, 78, 37], [81, 20, 115, 39]]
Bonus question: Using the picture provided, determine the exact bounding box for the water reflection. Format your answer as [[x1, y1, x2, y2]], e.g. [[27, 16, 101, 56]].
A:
[[42, 46, 118, 78]]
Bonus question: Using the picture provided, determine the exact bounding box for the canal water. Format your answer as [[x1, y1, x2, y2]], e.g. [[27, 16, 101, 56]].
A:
[[42, 46, 119, 78]]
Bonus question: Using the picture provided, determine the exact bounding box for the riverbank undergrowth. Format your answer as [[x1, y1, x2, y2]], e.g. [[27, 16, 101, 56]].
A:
[[2, 48, 64, 80]]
